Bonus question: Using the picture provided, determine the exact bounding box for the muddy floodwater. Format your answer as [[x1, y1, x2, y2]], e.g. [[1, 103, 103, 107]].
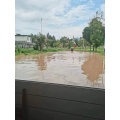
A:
[[15, 51, 105, 89]]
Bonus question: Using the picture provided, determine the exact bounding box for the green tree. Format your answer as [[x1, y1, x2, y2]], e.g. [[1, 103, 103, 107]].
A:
[[82, 11, 105, 52], [30, 33, 37, 43], [56, 40, 61, 47], [37, 33, 45, 51], [83, 27, 92, 51], [89, 18, 104, 51], [78, 38, 89, 49], [60, 36, 68, 48], [47, 39, 56, 47], [46, 33, 56, 48], [74, 39, 79, 47], [68, 40, 74, 48]]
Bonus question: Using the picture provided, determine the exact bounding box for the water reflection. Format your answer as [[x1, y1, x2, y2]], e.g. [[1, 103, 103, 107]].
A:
[[35, 54, 47, 71], [82, 53, 104, 86], [15, 51, 105, 88]]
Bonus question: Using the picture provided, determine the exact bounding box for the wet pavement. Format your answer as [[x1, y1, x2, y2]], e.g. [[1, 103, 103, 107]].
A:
[[15, 51, 105, 89]]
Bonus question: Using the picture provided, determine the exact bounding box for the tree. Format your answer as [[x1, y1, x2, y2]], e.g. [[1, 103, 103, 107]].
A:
[[60, 36, 68, 48], [101, 26, 105, 45], [30, 33, 37, 43], [36, 33, 45, 51], [78, 38, 90, 49], [46, 33, 56, 47], [47, 33, 50, 39], [68, 40, 73, 49], [56, 40, 61, 47], [82, 11, 105, 52], [89, 18, 104, 51], [52, 35, 56, 40], [83, 27, 92, 51], [47, 39, 56, 47], [74, 39, 79, 47]]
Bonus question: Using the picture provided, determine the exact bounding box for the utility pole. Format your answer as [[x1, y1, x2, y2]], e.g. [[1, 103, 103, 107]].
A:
[[41, 18, 42, 34]]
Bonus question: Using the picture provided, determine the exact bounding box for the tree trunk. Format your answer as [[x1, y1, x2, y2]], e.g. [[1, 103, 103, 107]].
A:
[[90, 45, 91, 52], [93, 46, 94, 52], [95, 47, 97, 52], [39, 44, 42, 51]]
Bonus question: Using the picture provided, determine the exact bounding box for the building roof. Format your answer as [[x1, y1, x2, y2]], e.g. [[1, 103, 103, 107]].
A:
[[15, 34, 29, 36]]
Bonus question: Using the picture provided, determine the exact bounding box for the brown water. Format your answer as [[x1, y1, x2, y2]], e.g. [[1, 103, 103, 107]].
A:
[[15, 51, 105, 89]]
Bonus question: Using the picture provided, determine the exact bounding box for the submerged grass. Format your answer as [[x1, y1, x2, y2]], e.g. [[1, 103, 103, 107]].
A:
[[15, 46, 104, 56], [74, 47, 105, 56], [15, 47, 68, 56]]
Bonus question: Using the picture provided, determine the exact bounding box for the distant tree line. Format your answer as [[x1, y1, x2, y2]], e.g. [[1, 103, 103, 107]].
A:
[[29, 11, 105, 52], [29, 33, 84, 51]]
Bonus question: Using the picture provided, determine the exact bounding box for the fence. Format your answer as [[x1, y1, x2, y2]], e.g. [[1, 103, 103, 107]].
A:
[[15, 79, 105, 120]]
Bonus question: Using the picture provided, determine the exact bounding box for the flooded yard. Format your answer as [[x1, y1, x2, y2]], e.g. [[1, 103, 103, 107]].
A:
[[15, 51, 105, 89]]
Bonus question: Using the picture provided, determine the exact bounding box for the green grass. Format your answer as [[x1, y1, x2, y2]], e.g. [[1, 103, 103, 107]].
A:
[[15, 48, 40, 56], [15, 47, 68, 56], [15, 46, 104, 56], [74, 46, 105, 55], [43, 47, 68, 52], [74, 47, 90, 52]]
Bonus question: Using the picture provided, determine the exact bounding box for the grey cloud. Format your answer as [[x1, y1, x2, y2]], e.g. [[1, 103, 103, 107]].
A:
[[15, 0, 104, 38]]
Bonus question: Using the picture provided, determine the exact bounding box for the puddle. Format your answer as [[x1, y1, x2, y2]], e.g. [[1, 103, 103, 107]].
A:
[[15, 51, 105, 89]]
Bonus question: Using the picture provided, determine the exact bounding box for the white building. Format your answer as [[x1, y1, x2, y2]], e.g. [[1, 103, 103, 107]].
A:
[[15, 35, 33, 48]]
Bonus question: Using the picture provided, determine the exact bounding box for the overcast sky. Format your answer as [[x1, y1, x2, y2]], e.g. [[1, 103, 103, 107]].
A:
[[15, 0, 105, 39]]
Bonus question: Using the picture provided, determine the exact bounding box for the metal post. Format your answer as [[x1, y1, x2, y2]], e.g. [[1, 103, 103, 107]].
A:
[[41, 18, 42, 34]]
